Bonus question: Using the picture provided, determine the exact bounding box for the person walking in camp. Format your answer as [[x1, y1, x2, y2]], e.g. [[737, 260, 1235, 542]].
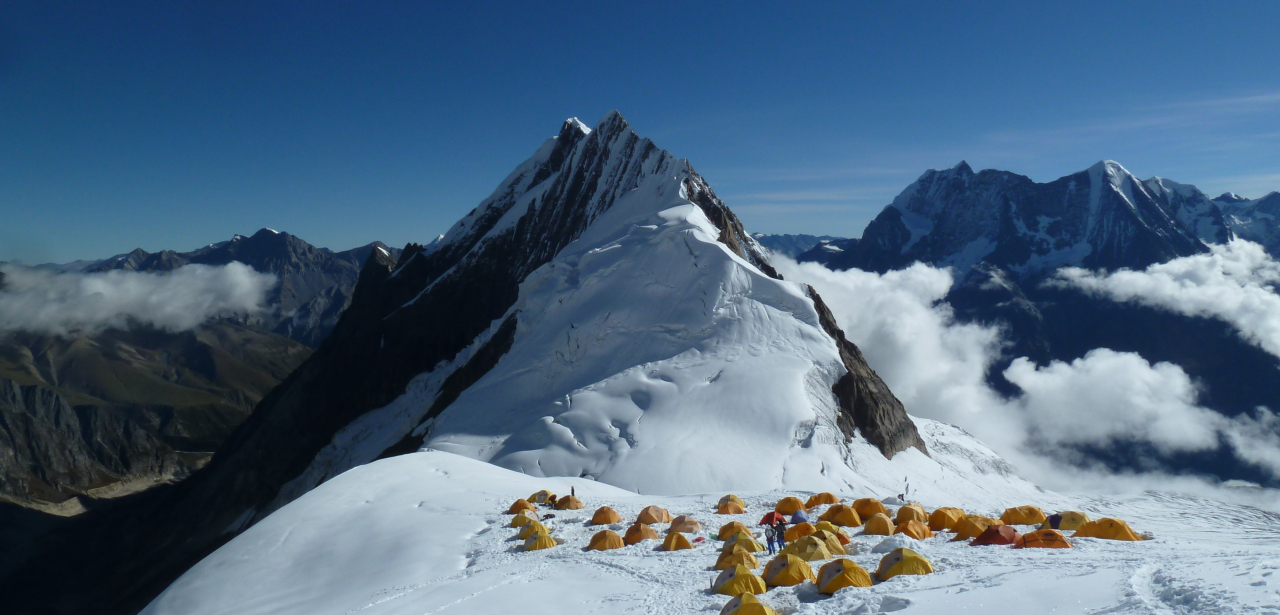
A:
[[764, 524, 777, 555], [774, 519, 787, 549]]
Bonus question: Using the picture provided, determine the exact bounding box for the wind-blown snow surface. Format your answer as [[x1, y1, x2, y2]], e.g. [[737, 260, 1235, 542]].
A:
[[145, 449, 1280, 615]]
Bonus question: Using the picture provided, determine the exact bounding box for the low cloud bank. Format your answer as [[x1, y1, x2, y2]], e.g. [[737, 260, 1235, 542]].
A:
[[1055, 239, 1280, 359], [0, 263, 277, 335], [776, 257, 1280, 504]]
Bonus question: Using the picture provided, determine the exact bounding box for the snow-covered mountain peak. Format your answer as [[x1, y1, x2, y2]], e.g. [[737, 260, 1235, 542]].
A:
[[1215, 191, 1249, 203], [564, 116, 592, 134]]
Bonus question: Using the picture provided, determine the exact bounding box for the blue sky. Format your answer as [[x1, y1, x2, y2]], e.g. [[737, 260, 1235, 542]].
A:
[[2, 1, 1278, 263]]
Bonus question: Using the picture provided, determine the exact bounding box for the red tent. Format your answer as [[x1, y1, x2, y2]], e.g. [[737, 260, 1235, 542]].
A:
[[969, 524, 1021, 546], [759, 512, 786, 525]]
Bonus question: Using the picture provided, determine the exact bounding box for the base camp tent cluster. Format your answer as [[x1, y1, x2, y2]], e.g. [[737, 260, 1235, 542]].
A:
[[505, 490, 1148, 614]]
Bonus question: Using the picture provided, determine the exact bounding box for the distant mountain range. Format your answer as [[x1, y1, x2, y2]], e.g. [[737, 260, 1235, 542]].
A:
[[799, 160, 1280, 483], [72, 229, 404, 347], [750, 233, 844, 259]]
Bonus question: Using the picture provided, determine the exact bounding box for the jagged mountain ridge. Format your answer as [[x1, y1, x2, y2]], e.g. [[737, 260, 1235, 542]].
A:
[[85, 230, 402, 347], [797, 160, 1280, 484], [2, 111, 925, 614]]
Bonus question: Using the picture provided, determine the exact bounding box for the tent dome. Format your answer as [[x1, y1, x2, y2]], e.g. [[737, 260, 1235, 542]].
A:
[[719, 593, 778, 615], [894, 519, 933, 540], [718, 521, 749, 540], [669, 515, 702, 533], [763, 554, 816, 587], [862, 513, 894, 536], [805, 492, 840, 508], [712, 565, 768, 596], [819, 504, 862, 527], [817, 559, 873, 593], [1042, 510, 1091, 531], [928, 507, 964, 531], [876, 547, 933, 581], [1001, 505, 1048, 526], [894, 503, 927, 525], [852, 498, 888, 521], [784, 522, 815, 542], [662, 531, 694, 551], [1014, 529, 1073, 549], [637, 505, 673, 525], [1073, 518, 1143, 541], [774, 497, 806, 515], [590, 506, 622, 525], [624, 522, 660, 545], [554, 495, 584, 510], [587, 530, 625, 551], [969, 524, 1021, 546], [508, 499, 536, 514], [715, 545, 760, 570], [949, 515, 1002, 541]]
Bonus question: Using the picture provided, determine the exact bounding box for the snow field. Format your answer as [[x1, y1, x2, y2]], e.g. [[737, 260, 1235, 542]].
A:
[[145, 450, 1280, 615]]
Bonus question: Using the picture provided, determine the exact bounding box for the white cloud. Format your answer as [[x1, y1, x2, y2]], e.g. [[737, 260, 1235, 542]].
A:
[[0, 263, 277, 335], [1054, 239, 1280, 359], [774, 256, 1280, 500]]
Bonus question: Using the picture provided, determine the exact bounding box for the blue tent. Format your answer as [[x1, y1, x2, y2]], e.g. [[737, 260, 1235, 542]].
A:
[[791, 509, 810, 523]]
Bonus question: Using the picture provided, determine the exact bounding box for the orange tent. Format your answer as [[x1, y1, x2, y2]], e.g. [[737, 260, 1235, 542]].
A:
[[637, 505, 673, 525], [1073, 518, 1144, 541], [969, 524, 1020, 546], [719, 521, 750, 540], [717, 500, 747, 515], [928, 507, 964, 531], [720, 494, 747, 508], [1001, 506, 1048, 526], [894, 520, 933, 540], [624, 522, 660, 545], [813, 521, 851, 545], [805, 492, 840, 508], [819, 504, 862, 527], [508, 499, 536, 514], [775, 497, 806, 515], [852, 498, 888, 521], [862, 513, 894, 536], [894, 503, 927, 525], [784, 522, 816, 542], [817, 559, 873, 593], [1014, 529, 1072, 549], [590, 506, 622, 525], [669, 515, 702, 533], [587, 530, 625, 551], [554, 495, 584, 510], [949, 516, 1002, 541]]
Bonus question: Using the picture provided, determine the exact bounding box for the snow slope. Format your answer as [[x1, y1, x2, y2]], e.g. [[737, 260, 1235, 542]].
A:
[[144, 447, 1280, 615]]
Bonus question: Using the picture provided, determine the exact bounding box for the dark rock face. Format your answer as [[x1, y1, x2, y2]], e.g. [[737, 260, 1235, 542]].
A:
[[0, 112, 925, 614], [0, 324, 313, 509], [85, 232, 402, 347], [807, 286, 927, 457]]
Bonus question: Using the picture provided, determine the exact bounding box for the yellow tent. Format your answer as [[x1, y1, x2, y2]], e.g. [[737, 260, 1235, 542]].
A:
[[518, 521, 549, 539], [1073, 518, 1143, 541], [805, 492, 840, 508], [528, 490, 556, 505], [862, 513, 894, 536], [718, 593, 778, 615], [508, 499, 536, 514], [669, 515, 703, 533], [555, 495, 584, 510], [809, 530, 847, 555], [894, 503, 927, 525], [717, 500, 746, 515], [817, 559, 873, 593], [894, 519, 933, 540], [928, 507, 964, 531], [587, 530, 625, 551], [718, 521, 749, 540], [1001, 505, 1047, 526], [813, 521, 851, 544], [763, 554, 816, 587], [779, 534, 835, 561], [662, 531, 694, 551], [590, 506, 622, 525], [624, 522, 660, 545], [637, 505, 673, 525], [713, 564, 768, 596], [510, 509, 540, 528], [876, 547, 933, 581], [852, 498, 889, 520], [775, 497, 806, 515], [715, 545, 760, 570], [949, 515, 1002, 541], [720, 494, 747, 509], [1043, 510, 1092, 531], [784, 522, 815, 542], [722, 531, 764, 553], [522, 532, 557, 552], [819, 504, 862, 527]]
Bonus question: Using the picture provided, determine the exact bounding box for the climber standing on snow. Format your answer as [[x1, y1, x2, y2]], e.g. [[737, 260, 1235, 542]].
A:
[[774, 518, 787, 549], [764, 524, 777, 555]]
